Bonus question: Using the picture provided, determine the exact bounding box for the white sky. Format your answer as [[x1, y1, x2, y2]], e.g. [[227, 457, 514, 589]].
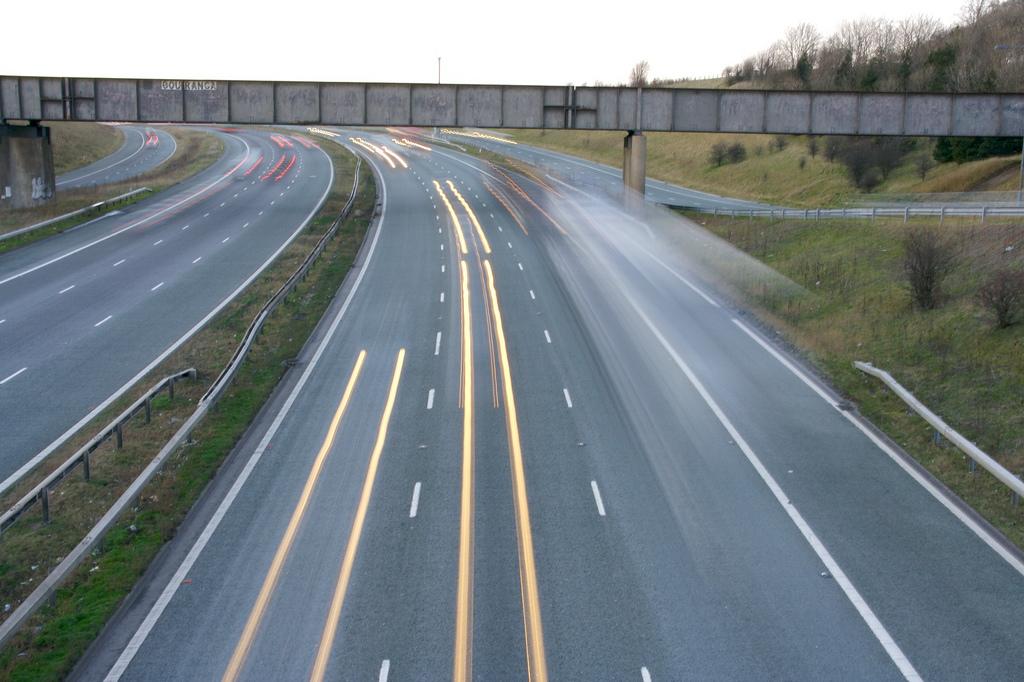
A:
[[3, 0, 967, 85]]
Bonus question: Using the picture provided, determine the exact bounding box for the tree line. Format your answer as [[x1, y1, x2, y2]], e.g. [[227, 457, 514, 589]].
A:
[[722, 1, 1024, 93]]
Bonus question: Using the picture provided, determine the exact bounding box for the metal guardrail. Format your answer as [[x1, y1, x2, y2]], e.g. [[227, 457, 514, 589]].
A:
[[0, 156, 365, 650], [681, 204, 1024, 222], [855, 361, 1024, 503], [0, 368, 196, 534], [0, 187, 152, 243]]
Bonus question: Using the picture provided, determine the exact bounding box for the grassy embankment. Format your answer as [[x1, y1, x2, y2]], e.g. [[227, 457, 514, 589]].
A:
[[48, 122, 124, 175], [673, 210, 1023, 548], [503, 129, 1019, 207], [0, 126, 224, 253], [0, 135, 373, 680]]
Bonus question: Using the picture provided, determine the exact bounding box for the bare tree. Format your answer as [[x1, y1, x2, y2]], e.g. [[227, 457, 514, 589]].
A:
[[903, 227, 957, 310], [629, 61, 650, 88], [896, 15, 942, 56], [753, 42, 784, 79], [978, 269, 1024, 328], [783, 23, 822, 70], [959, 0, 990, 26]]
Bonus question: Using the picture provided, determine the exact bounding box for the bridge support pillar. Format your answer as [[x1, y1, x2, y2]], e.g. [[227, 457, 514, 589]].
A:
[[0, 124, 55, 210], [623, 130, 646, 203]]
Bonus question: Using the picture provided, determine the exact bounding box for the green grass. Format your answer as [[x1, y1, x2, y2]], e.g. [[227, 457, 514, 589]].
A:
[[501, 129, 1020, 207], [0, 127, 224, 254], [0, 136, 373, 680], [678, 211, 1024, 548], [48, 122, 124, 175]]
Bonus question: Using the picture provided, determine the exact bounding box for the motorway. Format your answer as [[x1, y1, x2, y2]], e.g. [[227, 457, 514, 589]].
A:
[[75, 128, 1024, 681], [56, 125, 177, 190], [0, 127, 333, 488]]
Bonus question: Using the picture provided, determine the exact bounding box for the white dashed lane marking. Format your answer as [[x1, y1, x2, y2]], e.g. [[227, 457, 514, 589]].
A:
[[0, 367, 28, 385]]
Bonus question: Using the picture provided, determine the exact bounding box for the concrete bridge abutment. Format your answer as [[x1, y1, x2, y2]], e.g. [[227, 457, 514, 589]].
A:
[[623, 130, 646, 202], [0, 124, 55, 210]]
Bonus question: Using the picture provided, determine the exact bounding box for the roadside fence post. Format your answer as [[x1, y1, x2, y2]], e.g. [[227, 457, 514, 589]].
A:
[[41, 488, 50, 524]]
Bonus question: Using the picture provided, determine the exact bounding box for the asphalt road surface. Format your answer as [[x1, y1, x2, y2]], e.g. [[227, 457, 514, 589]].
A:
[[56, 125, 177, 190], [76, 129, 1023, 681], [0, 128, 333, 488]]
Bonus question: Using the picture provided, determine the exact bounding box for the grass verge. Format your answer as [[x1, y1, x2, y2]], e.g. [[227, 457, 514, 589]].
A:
[[499, 129, 1019, 207], [0, 137, 373, 680], [675, 210, 1024, 548], [0, 127, 224, 253], [49, 123, 124, 176]]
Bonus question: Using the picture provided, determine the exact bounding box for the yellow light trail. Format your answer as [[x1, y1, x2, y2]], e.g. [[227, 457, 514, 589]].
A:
[[484, 181, 530, 236], [444, 180, 491, 254], [309, 348, 406, 682], [453, 259, 475, 682], [222, 351, 367, 682], [402, 138, 432, 151], [483, 260, 548, 682], [433, 180, 468, 254], [350, 137, 396, 169], [379, 145, 409, 169]]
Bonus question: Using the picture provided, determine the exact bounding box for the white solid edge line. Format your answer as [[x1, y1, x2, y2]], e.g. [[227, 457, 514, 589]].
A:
[[731, 317, 1024, 578], [0, 367, 28, 385], [427, 388, 435, 410], [631, 303, 921, 681], [591, 480, 606, 517], [563, 388, 573, 408], [0, 138, 329, 498], [56, 127, 147, 187], [409, 482, 422, 518], [104, 141, 376, 681], [641, 666, 652, 682], [379, 659, 391, 682], [0, 133, 252, 288]]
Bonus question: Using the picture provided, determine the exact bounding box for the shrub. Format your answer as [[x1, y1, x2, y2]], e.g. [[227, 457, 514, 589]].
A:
[[709, 142, 729, 167], [902, 227, 956, 310], [807, 136, 819, 158], [915, 154, 935, 180], [727, 143, 747, 164], [978, 269, 1024, 328]]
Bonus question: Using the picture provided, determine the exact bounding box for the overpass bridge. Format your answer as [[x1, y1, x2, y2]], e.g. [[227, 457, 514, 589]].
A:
[[2, 75, 1023, 207]]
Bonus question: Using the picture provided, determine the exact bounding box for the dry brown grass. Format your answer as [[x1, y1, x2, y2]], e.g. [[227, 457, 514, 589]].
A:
[[48, 122, 124, 176]]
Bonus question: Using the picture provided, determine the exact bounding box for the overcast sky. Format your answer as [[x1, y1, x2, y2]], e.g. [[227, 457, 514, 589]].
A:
[[4, 0, 968, 85]]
